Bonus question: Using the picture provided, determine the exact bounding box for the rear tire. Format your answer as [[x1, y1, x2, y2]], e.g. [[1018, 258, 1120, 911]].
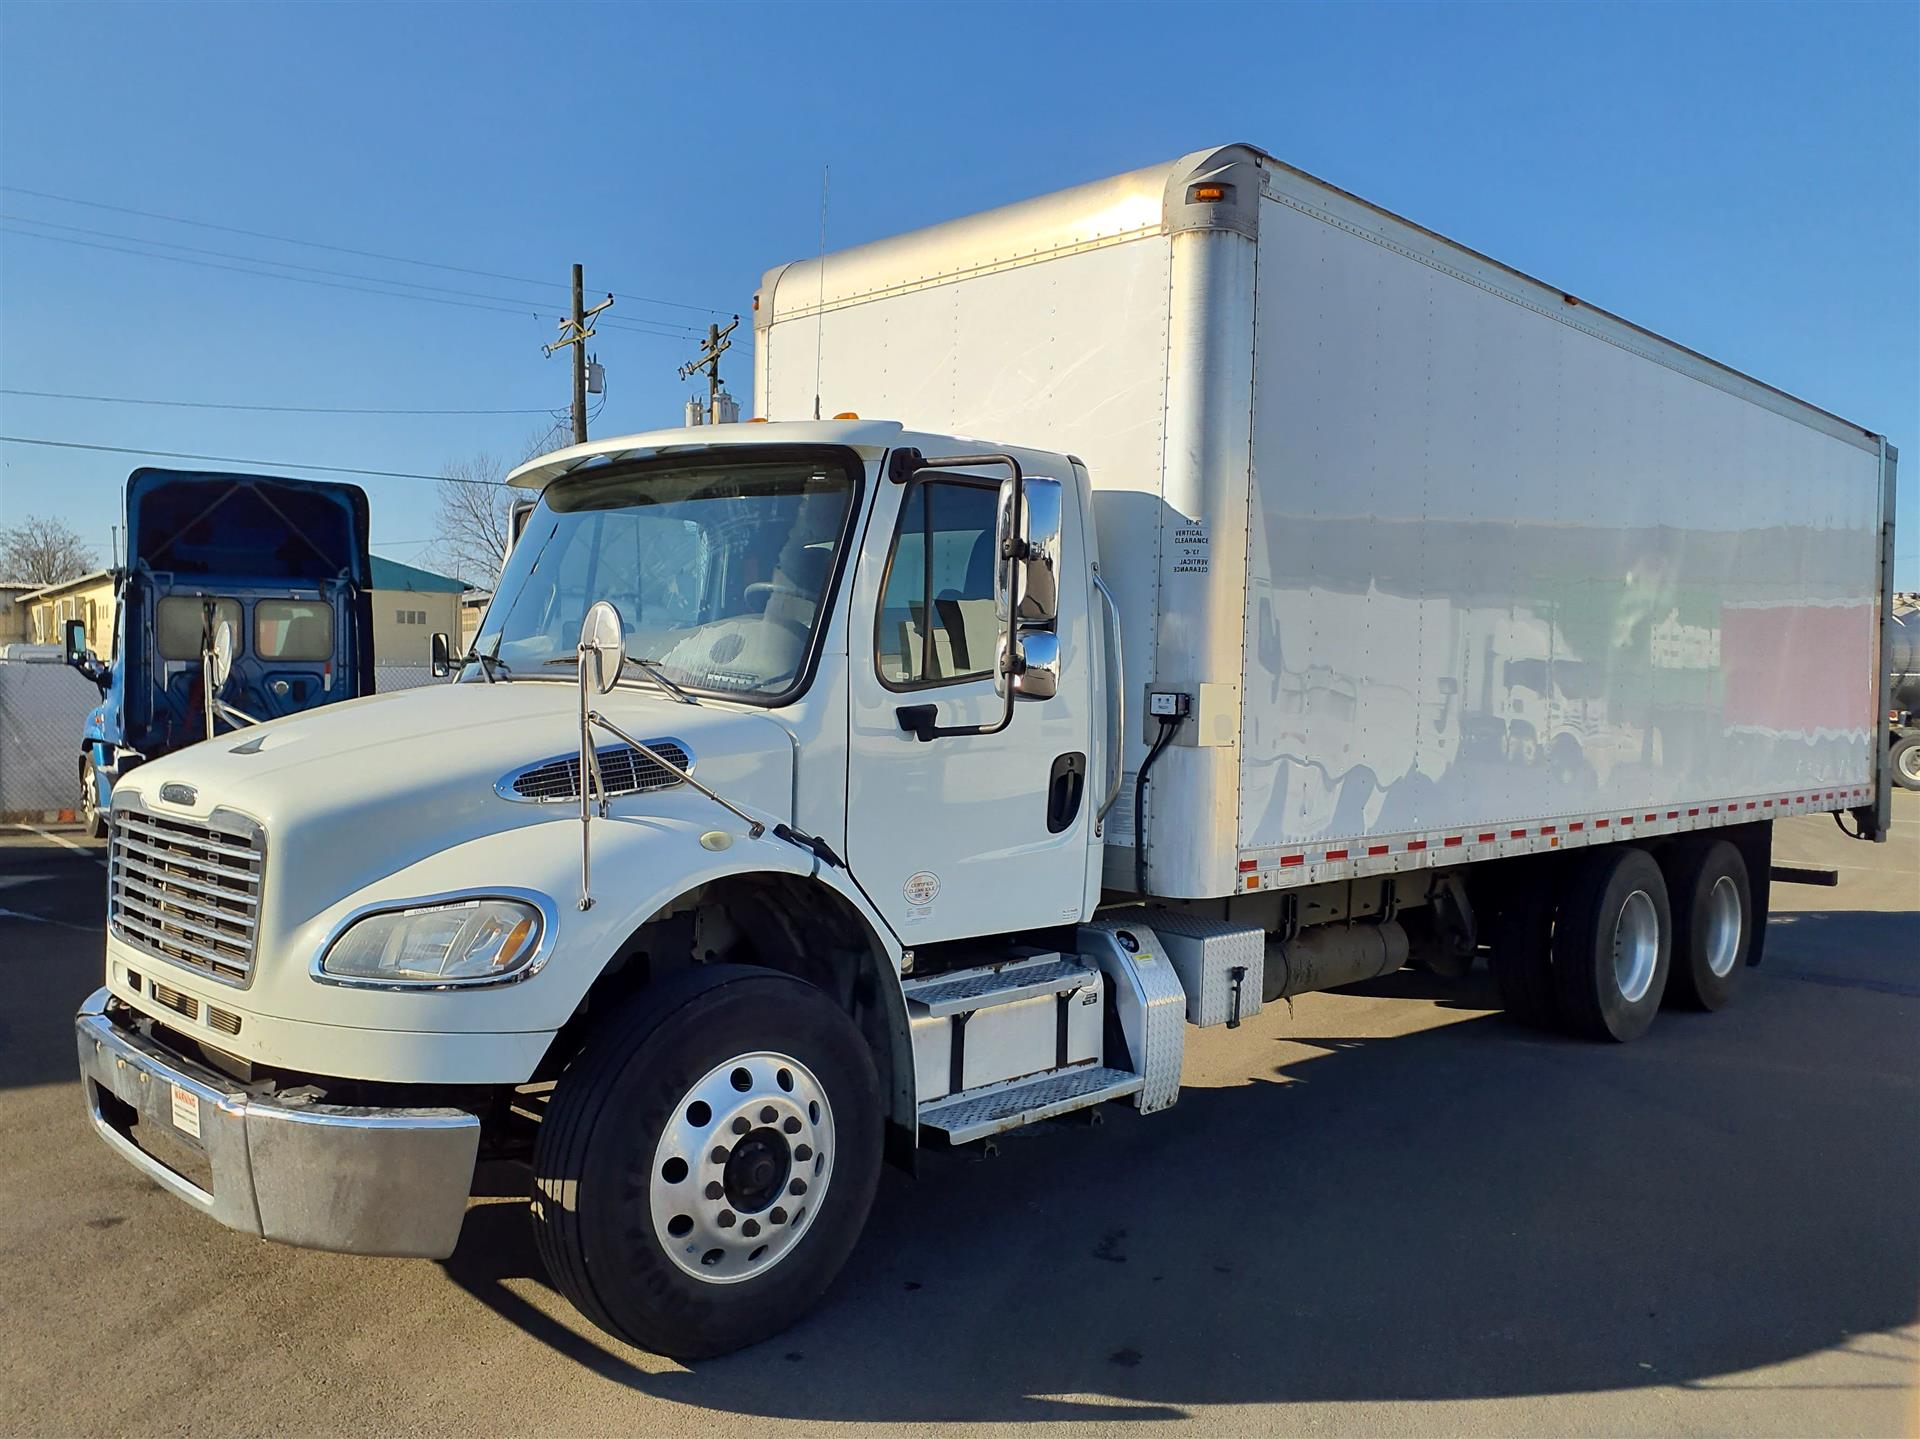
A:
[[1553, 846, 1671, 1042], [531, 965, 883, 1359], [1662, 840, 1751, 1011], [1892, 734, 1920, 792], [1490, 862, 1560, 1028]]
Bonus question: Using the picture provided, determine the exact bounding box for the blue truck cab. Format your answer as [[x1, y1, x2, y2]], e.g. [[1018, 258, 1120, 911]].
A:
[[63, 469, 376, 835]]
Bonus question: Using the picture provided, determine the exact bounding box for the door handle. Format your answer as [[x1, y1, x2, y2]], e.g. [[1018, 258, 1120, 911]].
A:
[[896, 705, 940, 742], [1047, 752, 1087, 833]]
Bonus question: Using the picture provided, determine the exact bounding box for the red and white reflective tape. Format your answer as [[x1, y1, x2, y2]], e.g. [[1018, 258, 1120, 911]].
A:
[[1235, 785, 1872, 891]]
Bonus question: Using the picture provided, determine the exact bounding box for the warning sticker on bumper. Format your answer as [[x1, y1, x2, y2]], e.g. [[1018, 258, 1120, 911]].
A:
[[169, 1082, 202, 1140]]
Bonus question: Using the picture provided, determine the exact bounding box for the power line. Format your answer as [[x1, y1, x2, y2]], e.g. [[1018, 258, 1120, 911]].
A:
[[0, 212, 698, 337], [0, 182, 731, 318], [0, 434, 509, 487], [2, 223, 703, 339], [1, 387, 559, 416]]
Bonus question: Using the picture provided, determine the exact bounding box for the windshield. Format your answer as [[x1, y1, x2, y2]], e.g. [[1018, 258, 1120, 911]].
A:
[[467, 449, 859, 703]]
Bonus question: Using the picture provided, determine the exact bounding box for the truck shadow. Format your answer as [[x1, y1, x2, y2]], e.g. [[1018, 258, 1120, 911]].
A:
[[440, 907, 1919, 1423]]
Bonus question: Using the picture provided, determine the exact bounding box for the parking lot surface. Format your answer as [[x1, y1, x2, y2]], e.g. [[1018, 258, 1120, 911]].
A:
[[1, 800, 1914, 1438]]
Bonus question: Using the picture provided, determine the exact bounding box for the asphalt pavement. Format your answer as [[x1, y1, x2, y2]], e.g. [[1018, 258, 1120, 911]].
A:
[[0, 800, 1914, 1438]]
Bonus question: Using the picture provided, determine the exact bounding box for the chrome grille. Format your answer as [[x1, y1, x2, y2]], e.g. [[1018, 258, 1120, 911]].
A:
[[504, 740, 691, 804], [109, 807, 263, 986]]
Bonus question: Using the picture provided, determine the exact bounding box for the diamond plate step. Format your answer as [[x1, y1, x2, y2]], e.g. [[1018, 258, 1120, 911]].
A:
[[918, 1065, 1144, 1144], [902, 954, 1096, 1017]]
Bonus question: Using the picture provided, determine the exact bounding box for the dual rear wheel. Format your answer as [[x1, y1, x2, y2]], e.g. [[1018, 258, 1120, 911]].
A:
[[1492, 838, 1752, 1041]]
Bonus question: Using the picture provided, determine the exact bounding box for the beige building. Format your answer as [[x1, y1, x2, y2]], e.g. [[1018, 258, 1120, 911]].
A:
[[21, 570, 116, 653], [18, 558, 467, 666], [0, 581, 40, 647], [368, 556, 467, 665]]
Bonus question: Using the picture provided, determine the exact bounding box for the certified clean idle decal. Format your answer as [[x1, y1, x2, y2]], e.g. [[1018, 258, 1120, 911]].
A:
[[902, 871, 940, 922]]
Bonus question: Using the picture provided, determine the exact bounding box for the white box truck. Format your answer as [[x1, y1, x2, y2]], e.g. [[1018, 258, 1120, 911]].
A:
[[76, 144, 1898, 1359]]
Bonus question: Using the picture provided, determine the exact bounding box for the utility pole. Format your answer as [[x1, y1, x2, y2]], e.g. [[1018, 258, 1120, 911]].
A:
[[543, 263, 612, 443], [678, 315, 739, 424]]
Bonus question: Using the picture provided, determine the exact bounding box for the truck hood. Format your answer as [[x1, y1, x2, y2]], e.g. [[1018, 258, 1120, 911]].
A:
[[115, 681, 797, 924], [125, 468, 371, 585]]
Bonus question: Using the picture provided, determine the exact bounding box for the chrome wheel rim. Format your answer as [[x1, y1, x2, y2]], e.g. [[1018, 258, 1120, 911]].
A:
[[1900, 745, 1920, 783], [81, 760, 98, 829], [1703, 874, 1742, 978], [1613, 889, 1660, 1004], [649, 1050, 834, 1285]]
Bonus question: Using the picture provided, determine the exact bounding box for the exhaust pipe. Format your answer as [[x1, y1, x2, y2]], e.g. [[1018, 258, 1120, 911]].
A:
[[1264, 921, 1410, 1002]]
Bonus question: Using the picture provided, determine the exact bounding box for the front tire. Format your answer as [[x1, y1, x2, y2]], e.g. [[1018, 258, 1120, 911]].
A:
[[1553, 846, 1671, 1042], [531, 965, 882, 1359], [80, 753, 107, 839]]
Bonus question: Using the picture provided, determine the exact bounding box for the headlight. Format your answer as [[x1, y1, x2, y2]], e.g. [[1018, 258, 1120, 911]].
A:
[[320, 898, 545, 985]]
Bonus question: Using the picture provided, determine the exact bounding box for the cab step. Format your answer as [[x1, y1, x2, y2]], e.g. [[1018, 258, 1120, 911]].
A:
[[918, 1065, 1144, 1144], [901, 952, 1095, 1016]]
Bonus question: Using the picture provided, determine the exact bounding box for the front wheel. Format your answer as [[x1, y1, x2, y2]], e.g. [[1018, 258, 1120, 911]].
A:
[[531, 965, 883, 1359], [80, 753, 107, 839]]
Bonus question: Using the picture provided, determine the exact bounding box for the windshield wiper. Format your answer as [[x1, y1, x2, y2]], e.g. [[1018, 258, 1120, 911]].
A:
[[464, 645, 511, 682], [542, 652, 699, 704], [626, 654, 699, 705]]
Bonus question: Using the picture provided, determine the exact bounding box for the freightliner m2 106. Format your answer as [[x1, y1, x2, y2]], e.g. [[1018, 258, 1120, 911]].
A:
[[77, 146, 1898, 1357]]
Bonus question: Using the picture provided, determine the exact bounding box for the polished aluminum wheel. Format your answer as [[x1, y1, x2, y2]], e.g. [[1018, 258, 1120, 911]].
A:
[[80, 758, 100, 834], [1703, 873, 1742, 978], [1899, 741, 1920, 785], [1612, 889, 1661, 1003], [649, 1050, 835, 1285]]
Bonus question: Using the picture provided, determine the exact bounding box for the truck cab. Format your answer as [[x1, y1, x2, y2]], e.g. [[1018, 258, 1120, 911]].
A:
[[75, 423, 1139, 1353], [64, 468, 375, 834]]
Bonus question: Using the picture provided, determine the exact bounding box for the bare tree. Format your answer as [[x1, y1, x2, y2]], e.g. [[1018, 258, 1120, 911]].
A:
[[0, 514, 98, 586], [434, 426, 565, 588]]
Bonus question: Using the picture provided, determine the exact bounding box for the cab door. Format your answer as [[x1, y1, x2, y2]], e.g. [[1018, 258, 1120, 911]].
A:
[[844, 462, 1094, 943]]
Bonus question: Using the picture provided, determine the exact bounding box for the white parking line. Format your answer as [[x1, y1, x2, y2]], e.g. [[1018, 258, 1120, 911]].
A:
[[0, 905, 96, 932], [9, 825, 107, 864]]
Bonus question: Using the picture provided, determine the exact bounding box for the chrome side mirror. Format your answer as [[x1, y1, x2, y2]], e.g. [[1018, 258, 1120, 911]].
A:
[[430, 631, 452, 678], [209, 618, 235, 691], [1014, 477, 1061, 626], [993, 478, 1019, 631], [992, 476, 1063, 628], [579, 600, 625, 695], [63, 618, 88, 667]]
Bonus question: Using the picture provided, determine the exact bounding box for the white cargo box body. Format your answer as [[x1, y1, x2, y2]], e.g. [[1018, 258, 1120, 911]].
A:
[[756, 144, 1895, 900]]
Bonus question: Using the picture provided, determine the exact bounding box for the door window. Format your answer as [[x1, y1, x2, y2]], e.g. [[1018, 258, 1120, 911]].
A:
[[875, 480, 1000, 687]]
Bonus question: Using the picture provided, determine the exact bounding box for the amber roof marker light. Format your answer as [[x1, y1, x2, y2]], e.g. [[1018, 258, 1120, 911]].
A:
[[1189, 183, 1232, 204]]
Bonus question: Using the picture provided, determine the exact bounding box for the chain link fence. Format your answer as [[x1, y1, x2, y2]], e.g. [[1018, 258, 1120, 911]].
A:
[[0, 661, 444, 822]]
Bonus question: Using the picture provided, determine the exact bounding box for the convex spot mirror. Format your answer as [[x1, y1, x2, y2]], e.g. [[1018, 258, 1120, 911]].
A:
[[1008, 629, 1059, 700], [992, 476, 1063, 629], [209, 618, 235, 691], [579, 600, 625, 695]]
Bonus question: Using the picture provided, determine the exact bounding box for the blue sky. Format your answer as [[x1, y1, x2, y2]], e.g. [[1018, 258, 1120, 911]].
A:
[[2, 1, 1914, 584]]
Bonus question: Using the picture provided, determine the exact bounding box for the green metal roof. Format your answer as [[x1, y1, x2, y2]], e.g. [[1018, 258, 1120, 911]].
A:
[[369, 555, 469, 594]]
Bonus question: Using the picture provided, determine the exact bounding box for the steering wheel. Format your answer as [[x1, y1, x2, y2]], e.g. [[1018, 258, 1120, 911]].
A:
[[743, 580, 807, 609]]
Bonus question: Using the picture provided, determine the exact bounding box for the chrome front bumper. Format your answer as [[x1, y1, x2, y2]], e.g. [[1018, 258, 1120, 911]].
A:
[[75, 987, 481, 1259]]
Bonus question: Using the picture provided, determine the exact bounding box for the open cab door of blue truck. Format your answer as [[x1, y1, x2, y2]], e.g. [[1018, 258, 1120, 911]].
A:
[[68, 469, 376, 834]]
